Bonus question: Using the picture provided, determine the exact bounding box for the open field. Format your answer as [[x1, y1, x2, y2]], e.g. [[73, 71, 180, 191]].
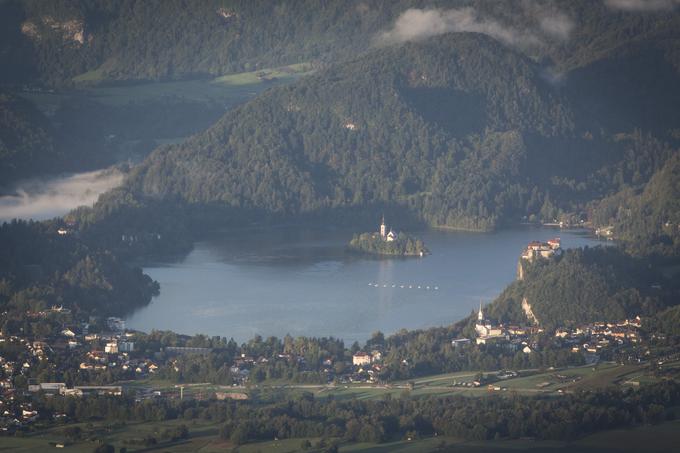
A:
[[285, 362, 658, 400], [213, 63, 313, 86], [8, 362, 660, 452], [122, 361, 670, 406]]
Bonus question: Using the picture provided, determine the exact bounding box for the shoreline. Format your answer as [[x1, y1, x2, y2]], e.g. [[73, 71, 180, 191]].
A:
[[126, 226, 605, 344]]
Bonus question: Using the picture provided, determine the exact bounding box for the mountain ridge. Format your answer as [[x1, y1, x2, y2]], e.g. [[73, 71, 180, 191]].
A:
[[77, 31, 678, 237]]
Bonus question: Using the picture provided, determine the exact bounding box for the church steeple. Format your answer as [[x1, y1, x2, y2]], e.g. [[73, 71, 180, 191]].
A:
[[380, 214, 387, 239], [477, 300, 484, 322]]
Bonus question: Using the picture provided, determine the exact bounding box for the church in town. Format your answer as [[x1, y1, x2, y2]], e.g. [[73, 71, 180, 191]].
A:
[[475, 301, 509, 344], [379, 215, 398, 242]]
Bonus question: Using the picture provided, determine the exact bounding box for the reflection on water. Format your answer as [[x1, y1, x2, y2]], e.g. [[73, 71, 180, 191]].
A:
[[127, 226, 605, 343]]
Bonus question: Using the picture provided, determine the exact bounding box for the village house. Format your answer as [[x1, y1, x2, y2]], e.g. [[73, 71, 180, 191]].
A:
[[60, 328, 76, 338], [352, 351, 372, 366], [104, 342, 118, 354], [119, 341, 135, 353]]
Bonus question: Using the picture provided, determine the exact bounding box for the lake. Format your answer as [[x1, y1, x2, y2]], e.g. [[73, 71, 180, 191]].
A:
[[126, 226, 605, 344]]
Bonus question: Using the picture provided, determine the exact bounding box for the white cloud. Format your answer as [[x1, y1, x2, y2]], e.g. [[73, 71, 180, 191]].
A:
[[0, 168, 123, 222], [376, 7, 542, 49], [376, 6, 574, 49], [605, 0, 680, 11], [539, 13, 575, 40]]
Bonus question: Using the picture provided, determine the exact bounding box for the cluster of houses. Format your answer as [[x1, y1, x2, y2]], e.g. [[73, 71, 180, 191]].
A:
[[224, 349, 387, 385], [57, 317, 161, 376], [0, 311, 173, 431], [0, 313, 168, 431], [0, 398, 41, 432], [555, 317, 642, 358], [346, 350, 384, 383], [451, 298, 644, 364], [451, 303, 543, 354]]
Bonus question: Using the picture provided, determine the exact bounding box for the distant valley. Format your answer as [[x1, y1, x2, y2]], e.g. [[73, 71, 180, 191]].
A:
[[1, 2, 680, 451]]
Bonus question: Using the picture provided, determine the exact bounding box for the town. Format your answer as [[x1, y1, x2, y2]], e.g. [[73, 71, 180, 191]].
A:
[[0, 239, 666, 435]]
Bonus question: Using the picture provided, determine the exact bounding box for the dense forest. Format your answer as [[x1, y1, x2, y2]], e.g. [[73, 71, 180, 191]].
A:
[[71, 29, 679, 238], [0, 88, 239, 186], [2, 0, 680, 88], [486, 247, 678, 329], [1, 0, 678, 236], [0, 90, 59, 183], [592, 153, 680, 256], [0, 220, 159, 317]]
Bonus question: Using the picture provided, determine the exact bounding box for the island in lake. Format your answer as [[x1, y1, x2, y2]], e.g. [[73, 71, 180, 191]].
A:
[[348, 216, 429, 257]]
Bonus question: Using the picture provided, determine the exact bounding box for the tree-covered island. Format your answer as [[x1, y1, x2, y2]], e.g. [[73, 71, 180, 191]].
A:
[[348, 216, 429, 257]]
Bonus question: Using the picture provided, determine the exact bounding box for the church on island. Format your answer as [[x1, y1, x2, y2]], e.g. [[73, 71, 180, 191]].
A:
[[348, 214, 428, 257], [379, 215, 398, 242]]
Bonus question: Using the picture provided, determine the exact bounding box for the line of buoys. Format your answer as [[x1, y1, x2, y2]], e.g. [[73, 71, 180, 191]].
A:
[[368, 283, 439, 290]]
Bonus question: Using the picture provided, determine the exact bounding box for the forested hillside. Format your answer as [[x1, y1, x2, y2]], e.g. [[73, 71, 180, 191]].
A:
[[592, 153, 680, 256], [486, 247, 677, 329], [0, 0, 402, 86], [0, 90, 223, 186], [2, 0, 680, 88], [1, 0, 678, 244], [0, 91, 58, 184], [0, 220, 159, 318], [78, 30, 679, 234]]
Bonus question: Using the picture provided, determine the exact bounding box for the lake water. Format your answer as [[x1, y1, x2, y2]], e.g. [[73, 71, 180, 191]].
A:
[[126, 226, 604, 344]]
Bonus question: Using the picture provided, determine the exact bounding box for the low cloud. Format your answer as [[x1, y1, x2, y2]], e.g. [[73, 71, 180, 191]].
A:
[[539, 13, 574, 40], [605, 0, 680, 11], [376, 7, 542, 49], [0, 168, 123, 222], [376, 6, 574, 49]]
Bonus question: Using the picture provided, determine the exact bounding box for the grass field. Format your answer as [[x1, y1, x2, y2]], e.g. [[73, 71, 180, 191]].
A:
[[123, 361, 661, 407], [305, 363, 655, 401], [213, 63, 313, 86]]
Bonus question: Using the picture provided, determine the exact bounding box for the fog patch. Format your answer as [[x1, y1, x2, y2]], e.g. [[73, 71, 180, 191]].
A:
[[605, 0, 680, 11], [376, 6, 574, 49], [540, 65, 568, 86], [0, 168, 123, 222], [377, 8, 541, 49], [538, 13, 574, 40]]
